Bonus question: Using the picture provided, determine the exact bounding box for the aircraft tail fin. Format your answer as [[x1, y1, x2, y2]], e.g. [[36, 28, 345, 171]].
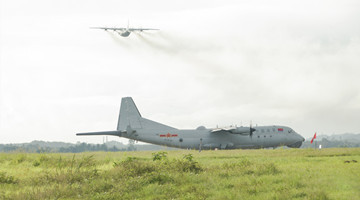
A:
[[117, 97, 142, 131], [117, 97, 177, 131]]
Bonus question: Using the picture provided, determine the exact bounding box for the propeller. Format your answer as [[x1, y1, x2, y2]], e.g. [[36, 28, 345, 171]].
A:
[[250, 121, 256, 138]]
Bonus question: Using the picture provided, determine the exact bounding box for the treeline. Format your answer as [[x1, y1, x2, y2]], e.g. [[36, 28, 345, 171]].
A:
[[0, 142, 136, 153], [301, 138, 360, 148], [58, 143, 137, 153]]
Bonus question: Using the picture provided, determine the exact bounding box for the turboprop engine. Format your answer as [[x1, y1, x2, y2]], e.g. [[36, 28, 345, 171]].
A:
[[230, 127, 256, 135]]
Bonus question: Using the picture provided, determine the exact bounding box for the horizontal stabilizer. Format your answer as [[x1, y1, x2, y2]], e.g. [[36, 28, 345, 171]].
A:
[[76, 131, 123, 136]]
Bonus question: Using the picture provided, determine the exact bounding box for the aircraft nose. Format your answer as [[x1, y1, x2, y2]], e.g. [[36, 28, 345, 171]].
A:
[[297, 134, 305, 142], [287, 133, 305, 148], [298, 134, 305, 142]]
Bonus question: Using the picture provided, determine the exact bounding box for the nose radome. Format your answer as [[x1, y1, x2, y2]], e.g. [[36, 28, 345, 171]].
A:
[[296, 132, 305, 142], [298, 134, 305, 142]]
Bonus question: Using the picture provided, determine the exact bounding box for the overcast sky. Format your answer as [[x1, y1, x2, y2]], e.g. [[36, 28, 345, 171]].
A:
[[1, 0, 360, 144]]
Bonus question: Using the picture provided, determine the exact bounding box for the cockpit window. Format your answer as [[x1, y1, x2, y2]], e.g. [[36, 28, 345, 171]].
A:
[[288, 129, 293, 133]]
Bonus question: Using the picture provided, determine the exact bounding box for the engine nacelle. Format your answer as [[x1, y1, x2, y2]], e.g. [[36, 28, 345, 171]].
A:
[[230, 127, 255, 135]]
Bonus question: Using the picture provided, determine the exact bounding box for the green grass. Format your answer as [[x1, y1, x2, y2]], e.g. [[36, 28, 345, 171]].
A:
[[0, 148, 359, 200]]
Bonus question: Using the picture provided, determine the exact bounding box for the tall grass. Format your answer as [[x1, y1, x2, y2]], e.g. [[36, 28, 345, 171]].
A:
[[0, 148, 359, 199]]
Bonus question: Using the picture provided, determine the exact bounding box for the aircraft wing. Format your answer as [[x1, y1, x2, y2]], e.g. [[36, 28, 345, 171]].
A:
[[90, 27, 159, 31], [128, 28, 159, 31], [90, 27, 127, 31], [211, 126, 255, 135], [76, 131, 123, 136]]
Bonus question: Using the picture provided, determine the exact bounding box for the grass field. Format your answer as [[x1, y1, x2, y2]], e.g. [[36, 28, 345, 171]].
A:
[[0, 148, 359, 200]]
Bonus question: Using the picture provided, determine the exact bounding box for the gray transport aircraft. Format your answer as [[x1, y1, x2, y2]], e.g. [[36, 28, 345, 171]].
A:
[[90, 22, 159, 37], [77, 97, 305, 150]]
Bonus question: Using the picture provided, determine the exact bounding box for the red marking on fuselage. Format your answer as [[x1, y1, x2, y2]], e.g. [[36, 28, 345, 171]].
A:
[[159, 133, 178, 137]]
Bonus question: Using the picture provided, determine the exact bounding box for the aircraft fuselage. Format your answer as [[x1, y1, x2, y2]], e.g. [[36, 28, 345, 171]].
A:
[[119, 31, 131, 37], [118, 125, 304, 150]]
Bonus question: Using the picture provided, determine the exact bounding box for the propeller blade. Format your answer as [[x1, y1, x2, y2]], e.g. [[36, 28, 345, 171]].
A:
[[250, 121, 255, 138]]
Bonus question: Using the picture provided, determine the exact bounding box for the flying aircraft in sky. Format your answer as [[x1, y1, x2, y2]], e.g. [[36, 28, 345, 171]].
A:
[[77, 97, 305, 150], [90, 22, 159, 37]]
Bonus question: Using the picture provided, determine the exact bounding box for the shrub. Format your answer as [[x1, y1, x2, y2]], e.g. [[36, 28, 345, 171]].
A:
[[172, 154, 202, 173], [35, 155, 99, 185], [0, 172, 18, 184], [175, 159, 202, 173], [113, 157, 157, 178], [255, 163, 280, 175], [183, 153, 194, 162], [16, 154, 27, 164], [33, 160, 41, 167], [147, 172, 173, 184], [152, 151, 168, 161]]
